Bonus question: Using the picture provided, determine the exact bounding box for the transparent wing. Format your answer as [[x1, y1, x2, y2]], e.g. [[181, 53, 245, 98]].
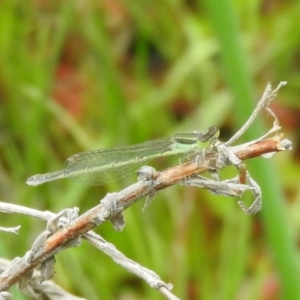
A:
[[63, 138, 173, 185]]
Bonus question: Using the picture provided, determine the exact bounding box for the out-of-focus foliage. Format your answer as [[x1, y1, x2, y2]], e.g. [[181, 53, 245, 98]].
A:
[[0, 0, 300, 299]]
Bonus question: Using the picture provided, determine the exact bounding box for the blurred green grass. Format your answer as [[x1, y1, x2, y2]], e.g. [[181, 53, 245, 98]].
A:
[[1, 1, 300, 299]]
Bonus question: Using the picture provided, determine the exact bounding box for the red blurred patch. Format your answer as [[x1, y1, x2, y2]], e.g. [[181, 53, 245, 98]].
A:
[[269, 102, 300, 130], [52, 63, 83, 118], [262, 274, 280, 300]]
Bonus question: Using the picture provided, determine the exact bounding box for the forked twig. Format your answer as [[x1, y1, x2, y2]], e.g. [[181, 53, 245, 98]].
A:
[[225, 81, 286, 146]]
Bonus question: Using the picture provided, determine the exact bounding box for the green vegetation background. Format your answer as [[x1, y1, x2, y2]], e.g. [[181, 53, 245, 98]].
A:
[[1, 1, 300, 299]]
